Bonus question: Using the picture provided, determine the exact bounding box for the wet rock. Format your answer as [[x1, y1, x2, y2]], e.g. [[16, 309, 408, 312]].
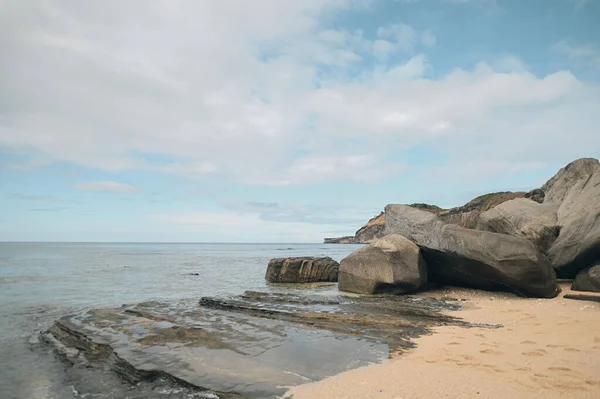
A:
[[542, 158, 600, 277], [385, 204, 560, 298], [265, 257, 339, 283], [572, 264, 600, 293], [478, 198, 559, 253], [43, 292, 497, 399], [338, 234, 427, 294]]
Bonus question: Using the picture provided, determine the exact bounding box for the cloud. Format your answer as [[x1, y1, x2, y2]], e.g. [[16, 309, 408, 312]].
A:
[[149, 211, 349, 242], [553, 40, 600, 71], [29, 206, 68, 212], [568, 0, 593, 10], [220, 200, 379, 225], [75, 181, 140, 193], [373, 24, 435, 60], [10, 194, 57, 201], [0, 0, 599, 189], [553, 40, 597, 59], [151, 199, 382, 241], [442, 0, 496, 4]]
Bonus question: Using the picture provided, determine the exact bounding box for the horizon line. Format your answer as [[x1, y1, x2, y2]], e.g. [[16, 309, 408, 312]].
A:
[[0, 241, 352, 245]]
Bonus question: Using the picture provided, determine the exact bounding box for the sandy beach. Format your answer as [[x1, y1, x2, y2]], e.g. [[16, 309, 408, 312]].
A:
[[285, 283, 600, 399]]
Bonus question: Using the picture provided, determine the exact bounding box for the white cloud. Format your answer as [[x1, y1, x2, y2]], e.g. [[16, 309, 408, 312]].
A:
[[442, 0, 496, 4], [0, 0, 599, 189], [372, 24, 435, 60], [151, 201, 381, 241], [553, 40, 600, 72], [150, 211, 351, 242], [421, 30, 436, 47], [553, 40, 597, 59], [569, 0, 593, 10], [75, 181, 140, 193]]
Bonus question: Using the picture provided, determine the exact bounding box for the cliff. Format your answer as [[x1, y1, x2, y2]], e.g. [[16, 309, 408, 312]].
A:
[[324, 212, 385, 244]]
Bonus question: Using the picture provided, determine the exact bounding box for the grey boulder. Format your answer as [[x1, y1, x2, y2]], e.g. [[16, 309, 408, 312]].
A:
[[477, 198, 559, 253], [571, 264, 600, 293], [265, 257, 339, 283], [338, 234, 427, 295], [542, 158, 600, 277], [385, 204, 560, 298]]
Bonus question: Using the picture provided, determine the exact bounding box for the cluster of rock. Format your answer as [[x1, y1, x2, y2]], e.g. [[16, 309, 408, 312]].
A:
[[324, 191, 545, 244], [44, 291, 476, 399], [286, 158, 600, 297]]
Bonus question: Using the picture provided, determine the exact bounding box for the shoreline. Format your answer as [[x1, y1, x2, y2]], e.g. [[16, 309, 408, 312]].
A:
[[285, 283, 600, 399]]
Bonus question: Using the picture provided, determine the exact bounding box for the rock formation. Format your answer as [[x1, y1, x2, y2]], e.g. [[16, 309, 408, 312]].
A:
[[384, 205, 560, 298], [478, 198, 560, 253], [572, 264, 600, 293], [265, 257, 339, 283], [542, 158, 600, 278], [435, 191, 529, 229], [324, 192, 534, 243], [338, 234, 427, 295], [43, 292, 482, 398], [324, 212, 385, 244]]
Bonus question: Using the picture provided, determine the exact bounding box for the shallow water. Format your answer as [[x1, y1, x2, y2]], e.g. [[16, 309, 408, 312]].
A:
[[0, 242, 362, 399]]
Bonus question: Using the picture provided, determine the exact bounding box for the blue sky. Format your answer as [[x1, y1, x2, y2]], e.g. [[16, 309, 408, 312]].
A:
[[1, 0, 599, 242]]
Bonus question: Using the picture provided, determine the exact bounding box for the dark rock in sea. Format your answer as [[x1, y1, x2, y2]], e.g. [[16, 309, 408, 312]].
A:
[[385, 204, 560, 298], [42, 292, 494, 398], [542, 158, 600, 278], [338, 234, 427, 295], [265, 257, 339, 283], [478, 198, 560, 253], [572, 264, 600, 293]]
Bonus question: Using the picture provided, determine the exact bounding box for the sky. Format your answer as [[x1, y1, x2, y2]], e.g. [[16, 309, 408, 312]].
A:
[[1, 0, 599, 243]]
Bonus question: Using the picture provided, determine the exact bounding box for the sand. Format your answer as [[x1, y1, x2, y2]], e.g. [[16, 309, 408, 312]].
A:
[[284, 283, 600, 399]]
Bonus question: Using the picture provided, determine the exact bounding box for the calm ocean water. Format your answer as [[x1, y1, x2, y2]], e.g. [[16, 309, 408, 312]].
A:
[[0, 242, 362, 399]]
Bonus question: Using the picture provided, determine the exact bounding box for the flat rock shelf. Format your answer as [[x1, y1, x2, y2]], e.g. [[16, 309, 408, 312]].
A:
[[42, 291, 500, 399]]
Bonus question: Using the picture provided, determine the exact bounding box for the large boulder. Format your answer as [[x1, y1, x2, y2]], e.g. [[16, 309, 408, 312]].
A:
[[265, 257, 339, 283], [384, 205, 560, 298], [542, 158, 600, 277], [571, 264, 600, 293], [338, 234, 427, 295], [477, 198, 559, 253]]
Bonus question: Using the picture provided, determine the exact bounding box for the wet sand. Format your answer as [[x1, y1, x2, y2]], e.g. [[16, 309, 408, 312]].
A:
[[285, 283, 600, 399]]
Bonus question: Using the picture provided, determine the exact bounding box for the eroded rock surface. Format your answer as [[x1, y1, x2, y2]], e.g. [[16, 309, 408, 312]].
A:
[[324, 212, 385, 244], [478, 198, 559, 253], [572, 264, 600, 293], [338, 234, 427, 295], [265, 257, 339, 283], [385, 205, 560, 298], [542, 158, 600, 277], [43, 292, 495, 399]]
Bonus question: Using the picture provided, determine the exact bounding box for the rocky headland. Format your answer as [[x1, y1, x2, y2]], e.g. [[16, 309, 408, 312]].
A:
[[331, 157, 600, 297], [41, 157, 600, 399]]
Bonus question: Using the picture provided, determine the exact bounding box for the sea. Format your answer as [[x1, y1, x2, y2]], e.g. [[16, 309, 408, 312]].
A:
[[0, 242, 362, 399]]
